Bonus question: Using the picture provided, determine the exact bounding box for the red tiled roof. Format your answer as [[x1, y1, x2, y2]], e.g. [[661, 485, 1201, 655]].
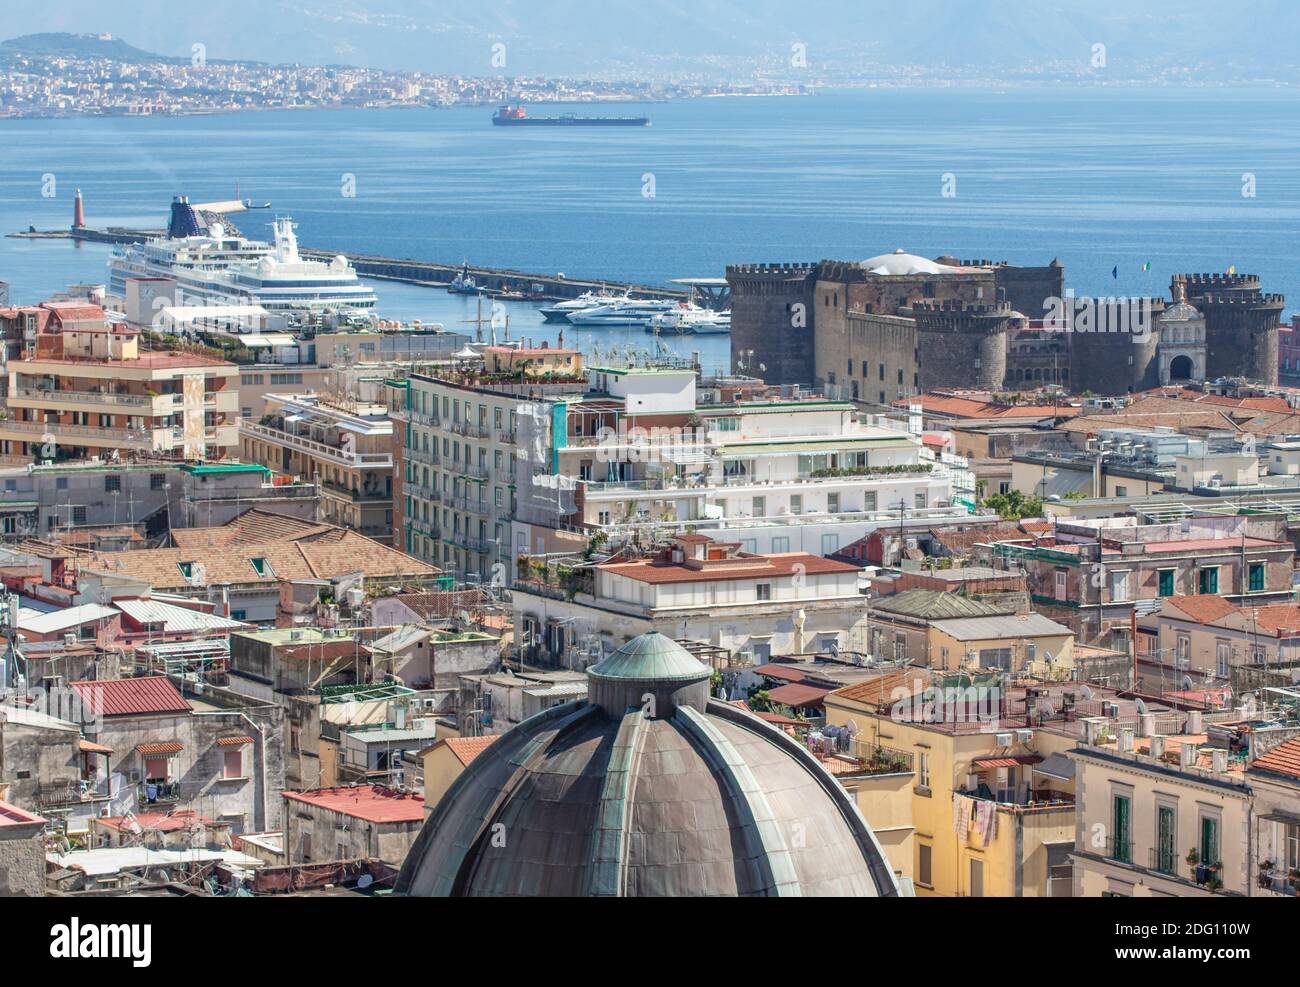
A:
[[1163, 595, 1239, 623], [79, 738, 114, 755], [216, 736, 254, 747], [598, 552, 858, 585], [443, 735, 496, 767], [70, 676, 191, 717], [282, 785, 425, 824], [766, 682, 835, 708], [0, 799, 45, 828], [1239, 605, 1300, 636], [135, 741, 184, 755], [892, 395, 1068, 420], [1251, 738, 1300, 779]]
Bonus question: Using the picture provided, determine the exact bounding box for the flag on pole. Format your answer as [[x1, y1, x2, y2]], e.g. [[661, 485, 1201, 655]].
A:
[[1111, 265, 1118, 279], [1228, 264, 1236, 275], [1141, 262, 1151, 272]]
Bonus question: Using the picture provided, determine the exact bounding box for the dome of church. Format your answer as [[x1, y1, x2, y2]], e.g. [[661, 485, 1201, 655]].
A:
[[396, 632, 899, 897], [860, 248, 956, 276]]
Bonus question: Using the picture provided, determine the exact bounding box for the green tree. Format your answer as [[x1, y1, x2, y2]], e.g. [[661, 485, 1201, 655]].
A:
[[983, 489, 1045, 520]]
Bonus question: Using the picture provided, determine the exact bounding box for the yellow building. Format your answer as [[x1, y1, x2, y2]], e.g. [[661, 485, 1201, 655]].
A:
[[1069, 717, 1251, 897], [419, 735, 497, 817], [826, 673, 1108, 897], [926, 612, 1075, 677]]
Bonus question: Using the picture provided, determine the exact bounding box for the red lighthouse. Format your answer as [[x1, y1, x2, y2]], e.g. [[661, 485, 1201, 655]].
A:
[[73, 188, 85, 228]]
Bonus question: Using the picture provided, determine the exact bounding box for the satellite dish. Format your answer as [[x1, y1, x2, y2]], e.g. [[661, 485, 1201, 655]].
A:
[[1134, 698, 1147, 715], [1182, 674, 1194, 691], [357, 873, 374, 890], [1080, 685, 1094, 699], [845, 718, 859, 737]]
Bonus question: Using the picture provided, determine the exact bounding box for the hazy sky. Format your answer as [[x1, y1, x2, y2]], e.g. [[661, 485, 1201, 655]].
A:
[[6, 0, 1298, 79]]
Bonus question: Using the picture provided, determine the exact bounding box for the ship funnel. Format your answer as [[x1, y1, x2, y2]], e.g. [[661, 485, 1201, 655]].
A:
[[168, 197, 204, 239]]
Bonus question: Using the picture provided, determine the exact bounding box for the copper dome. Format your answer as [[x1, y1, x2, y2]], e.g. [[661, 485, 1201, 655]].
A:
[[396, 633, 899, 897]]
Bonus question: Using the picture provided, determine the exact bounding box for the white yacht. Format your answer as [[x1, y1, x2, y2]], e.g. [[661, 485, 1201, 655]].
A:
[[539, 289, 626, 322], [108, 196, 377, 315], [566, 297, 677, 327], [646, 302, 731, 335]]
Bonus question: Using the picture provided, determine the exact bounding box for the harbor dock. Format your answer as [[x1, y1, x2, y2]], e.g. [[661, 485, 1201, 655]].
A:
[[9, 224, 694, 304]]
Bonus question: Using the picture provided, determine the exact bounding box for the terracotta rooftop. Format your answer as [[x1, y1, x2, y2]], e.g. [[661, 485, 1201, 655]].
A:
[[829, 668, 931, 708], [598, 552, 857, 585], [282, 785, 425, 824], [442, 735, 497, 767], [1162, 594, 1240, 624], [91, 511, 436, 590], [1250, 738, 1300, 780]]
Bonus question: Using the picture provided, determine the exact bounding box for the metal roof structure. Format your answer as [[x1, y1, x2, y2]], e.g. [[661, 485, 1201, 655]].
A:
[[928, 612, 1073, 641], [870, 588, 1010, 621], [396, 631, 899, 898]]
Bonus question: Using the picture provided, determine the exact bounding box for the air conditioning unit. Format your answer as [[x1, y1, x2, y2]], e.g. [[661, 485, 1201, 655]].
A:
[[995, 732, 1013, 747], [1015, 729, 1033, 744]]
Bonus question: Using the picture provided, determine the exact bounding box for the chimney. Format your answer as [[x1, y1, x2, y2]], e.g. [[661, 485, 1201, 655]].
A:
[[1149, 735, 1166, 760], [1118, 726, 1135, 753], [1211, 749, 1228, 774], [1083, 717, 1106, 745], [1187, 710, 1203, 734], [1179, 742, 1197, 769], [1139, 712, 1156, 738]]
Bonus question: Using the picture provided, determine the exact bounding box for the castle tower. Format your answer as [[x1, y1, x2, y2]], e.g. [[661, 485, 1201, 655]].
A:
[[912, 300, 1012, 391], [725, 262, 817, 384], [1068, 296, 1166, 395], [73, 188, 85, 229], [1177, 273, 1283, 384]]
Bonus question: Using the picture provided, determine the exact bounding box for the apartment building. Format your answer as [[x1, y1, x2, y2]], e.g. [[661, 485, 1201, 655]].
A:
[[1, 304, 239, 463], [1066, 710, 1293, 897], [240, 392, 394, 540], [394, 345, 587, 582], [824, 673, 1111, 897], [512, 533, 867, 666], [513, 366, 959, 562], [0, 459, 319, 542], [1138, 594, 1300, 683], [992, 514, 1296, 647]]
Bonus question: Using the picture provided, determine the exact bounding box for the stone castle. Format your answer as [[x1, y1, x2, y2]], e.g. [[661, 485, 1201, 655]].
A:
[[725, 251, 1283, 399]]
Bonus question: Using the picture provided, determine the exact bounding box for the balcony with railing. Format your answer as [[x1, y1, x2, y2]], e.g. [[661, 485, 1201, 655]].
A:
[[446, 494, 491, 515], [12, 384, 168, 410], [406, 445, 440, 466], [240, 418, 393, 468], [0, 417, 157, 449], [449, 420, 491, 439], [137, 780, 182, 806], [445, 530, 496, 554], [1149, 845, 1179, 876], [1107, 836, 1134, 865], [446, 459, 489, 480]]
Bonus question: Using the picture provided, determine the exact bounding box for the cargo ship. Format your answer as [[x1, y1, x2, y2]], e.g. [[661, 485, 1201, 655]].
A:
[[492, 104, 650, 127]]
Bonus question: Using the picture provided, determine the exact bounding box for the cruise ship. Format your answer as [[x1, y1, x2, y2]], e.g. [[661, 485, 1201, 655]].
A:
[[107, 197, 378, 316]]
